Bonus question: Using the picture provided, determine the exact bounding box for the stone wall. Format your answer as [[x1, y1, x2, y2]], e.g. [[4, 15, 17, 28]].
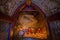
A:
[[0, 21, 12, 40], [49, 21, 60, 40], [0, 0, 59, 16]]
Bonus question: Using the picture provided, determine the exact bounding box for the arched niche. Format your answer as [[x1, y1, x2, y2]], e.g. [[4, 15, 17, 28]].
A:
[[10, 3, 50, 40]]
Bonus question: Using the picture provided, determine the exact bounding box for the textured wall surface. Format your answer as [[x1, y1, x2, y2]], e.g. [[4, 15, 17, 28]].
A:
[[7, 0, 25, 16], [0, 0, 25, 16], [49, 21, 60, 40], [0, 0, 59, 16], [32, 0, 58, 16], [0, 21, 12, 40]]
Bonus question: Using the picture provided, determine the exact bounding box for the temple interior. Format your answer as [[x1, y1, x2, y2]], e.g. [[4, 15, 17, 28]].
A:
[[0, 0, 60, 40]]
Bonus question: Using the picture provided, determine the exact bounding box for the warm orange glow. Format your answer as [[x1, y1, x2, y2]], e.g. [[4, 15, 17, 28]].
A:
[[10, 30, 13, 37], [26, 0, 31, 6], [23, 27, 48, 39], [15, 26, 48, 39], [13, 13, 49, 39]]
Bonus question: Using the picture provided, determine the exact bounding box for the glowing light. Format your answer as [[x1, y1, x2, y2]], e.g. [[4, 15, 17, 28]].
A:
[[26, 0, 31, 6], [10, 30, 13, 37]]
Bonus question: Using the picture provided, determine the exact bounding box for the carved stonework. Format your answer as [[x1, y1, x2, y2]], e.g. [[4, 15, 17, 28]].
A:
[[49, 21, 60, 40], [7, 0, 25, 16], [0, 0, 59, 17], [32, 0, 58, 16]]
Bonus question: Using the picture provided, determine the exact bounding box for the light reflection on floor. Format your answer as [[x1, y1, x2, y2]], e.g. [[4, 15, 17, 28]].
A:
[[20, 37, 39, 40], [23, 38, 35, 40]]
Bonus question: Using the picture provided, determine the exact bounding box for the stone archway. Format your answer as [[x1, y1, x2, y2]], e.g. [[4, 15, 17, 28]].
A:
[[10, 1, 50, 40]]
